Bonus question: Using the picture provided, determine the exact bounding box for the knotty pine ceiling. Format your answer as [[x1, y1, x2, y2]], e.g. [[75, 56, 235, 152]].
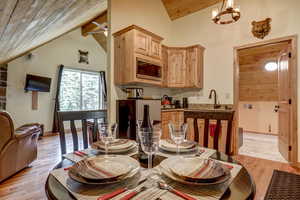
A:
[[0, 0, 107, 65], [161, 0, 222, 20]]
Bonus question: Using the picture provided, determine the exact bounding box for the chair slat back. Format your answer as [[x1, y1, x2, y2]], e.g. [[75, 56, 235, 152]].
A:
[[58, 110, 107, 155], [184, 111, 234, 155]]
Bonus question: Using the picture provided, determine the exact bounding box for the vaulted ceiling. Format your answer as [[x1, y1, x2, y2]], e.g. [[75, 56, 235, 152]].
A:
[[0, 0, 107, 65], [161, 0, 222, 20]]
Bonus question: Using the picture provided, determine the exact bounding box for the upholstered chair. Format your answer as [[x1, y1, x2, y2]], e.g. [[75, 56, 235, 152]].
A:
[[0, 111, 41, 182]]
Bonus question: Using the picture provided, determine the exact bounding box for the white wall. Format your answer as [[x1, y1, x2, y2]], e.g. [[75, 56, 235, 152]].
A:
[[168, 0, 300, 160], [239, 101, 278, 134], [7, 29, 107, 132], [110, 0, 300, 160]]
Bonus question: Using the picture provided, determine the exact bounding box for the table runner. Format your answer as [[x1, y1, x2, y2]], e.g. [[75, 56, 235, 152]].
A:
[[50, 160, 241, 200], [63, 147, 216, 163]]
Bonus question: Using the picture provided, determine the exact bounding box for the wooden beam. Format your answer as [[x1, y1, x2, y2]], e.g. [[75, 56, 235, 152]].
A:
[[81, 10, 108, 36], [161, 0, 222, 20], [92, 33, 107, 52]]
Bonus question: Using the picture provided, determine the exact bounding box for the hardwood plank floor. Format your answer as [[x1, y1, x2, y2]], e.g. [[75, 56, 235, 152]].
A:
[[0, 134, 299, 200]]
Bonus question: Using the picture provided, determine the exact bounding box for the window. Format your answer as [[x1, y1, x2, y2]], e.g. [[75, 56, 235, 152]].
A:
[[59, 68, 105, 111]]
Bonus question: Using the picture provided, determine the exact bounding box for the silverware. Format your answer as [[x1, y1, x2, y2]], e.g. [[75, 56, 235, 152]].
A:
[[157, 181, 196, 200], [119, 186, 148, 200], [98, 178, 147, 200]]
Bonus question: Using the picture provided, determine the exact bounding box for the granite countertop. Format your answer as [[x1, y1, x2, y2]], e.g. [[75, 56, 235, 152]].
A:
[[161, 104, 234, 113]]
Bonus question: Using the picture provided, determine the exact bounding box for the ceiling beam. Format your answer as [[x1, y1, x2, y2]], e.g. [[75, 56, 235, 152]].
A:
[[161, 0, 222, 20], [81, 10, 107, 36], [92, 33, 107, 52]]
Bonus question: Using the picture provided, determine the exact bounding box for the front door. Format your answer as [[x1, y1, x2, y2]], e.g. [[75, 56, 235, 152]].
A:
[[277, 47, 291, 161]]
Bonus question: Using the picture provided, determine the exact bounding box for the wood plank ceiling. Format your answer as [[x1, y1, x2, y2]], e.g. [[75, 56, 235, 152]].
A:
[[238, 42, 289, 101], [0, 0, 107, 65], [161, 0, 222, 20]]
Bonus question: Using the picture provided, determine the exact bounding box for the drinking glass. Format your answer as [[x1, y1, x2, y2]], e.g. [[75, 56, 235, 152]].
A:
[[98, 123, 118, 157], [137, 127, 161, 169], [168, 123, 188, 156]]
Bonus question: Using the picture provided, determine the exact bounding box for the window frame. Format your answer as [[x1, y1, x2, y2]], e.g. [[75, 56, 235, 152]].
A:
[[59, 67, 103, 111]]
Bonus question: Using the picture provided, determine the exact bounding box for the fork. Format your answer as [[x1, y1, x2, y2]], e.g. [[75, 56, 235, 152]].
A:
[[157, 181, 196, 200]]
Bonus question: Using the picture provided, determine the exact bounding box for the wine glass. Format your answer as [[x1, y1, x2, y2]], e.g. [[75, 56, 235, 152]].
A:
[[98, 123, 118, 157], [137, 127, 161, 170], [168, 123, 188, 156]]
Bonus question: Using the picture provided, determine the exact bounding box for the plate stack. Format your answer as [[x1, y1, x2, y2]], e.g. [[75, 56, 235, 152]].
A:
[[68, 155, 140, 185], [91, 139, 137, 153], [159, 139, 197, 153], [160, 157, 231, 185]]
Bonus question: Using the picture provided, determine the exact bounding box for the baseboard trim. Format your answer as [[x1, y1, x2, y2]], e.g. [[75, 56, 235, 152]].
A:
[[243, 130, 278, 136]]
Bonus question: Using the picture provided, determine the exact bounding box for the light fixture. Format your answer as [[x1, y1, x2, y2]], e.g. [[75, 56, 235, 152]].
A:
[[212, 0, 241, 25], [264, 61, 278, 71]]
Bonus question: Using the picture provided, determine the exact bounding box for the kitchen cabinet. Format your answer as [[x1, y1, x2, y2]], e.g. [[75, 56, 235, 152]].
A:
[[113, 25, 163, 86], [167, 48, 187, 88], [113, 25, 204, 88], [164, 45, 204, 88], [161, 110, 184, 139]]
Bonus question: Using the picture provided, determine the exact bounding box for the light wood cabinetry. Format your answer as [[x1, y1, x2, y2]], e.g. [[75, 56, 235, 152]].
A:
[[113, 25, 163, 86], [113, 25, 204, 88], [167, 48, 187, 88], [161, 110, 184, 139], [164, 45, 204, 88]]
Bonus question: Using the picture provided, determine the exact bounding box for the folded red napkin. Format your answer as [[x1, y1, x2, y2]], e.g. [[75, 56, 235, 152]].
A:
[[64, 167, 72, 171], [74, 151, 88, 157]]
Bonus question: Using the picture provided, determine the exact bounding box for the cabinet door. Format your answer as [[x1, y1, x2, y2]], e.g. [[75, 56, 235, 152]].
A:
[[186, 46, 203, 88], [162, 46, 168, 87], [134, 30, 149, 56], [168, 49, 186, 88], [149, 37, 161, 59]]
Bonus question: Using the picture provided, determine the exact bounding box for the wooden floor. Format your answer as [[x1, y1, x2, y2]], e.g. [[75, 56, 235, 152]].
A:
[[0, 134, 300, 200]]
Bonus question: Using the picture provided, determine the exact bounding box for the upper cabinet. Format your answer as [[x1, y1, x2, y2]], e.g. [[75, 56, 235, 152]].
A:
[[113, 25, 204, 88], [113, 25, 163, 86], [164, 45, 204, 88], [167, 48, 187, 88]]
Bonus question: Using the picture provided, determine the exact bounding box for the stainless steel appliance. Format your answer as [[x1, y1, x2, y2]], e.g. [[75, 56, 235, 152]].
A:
[[117, 99, 161, 139], [122, 88, 144, 99], [136, 57, 162, 81]]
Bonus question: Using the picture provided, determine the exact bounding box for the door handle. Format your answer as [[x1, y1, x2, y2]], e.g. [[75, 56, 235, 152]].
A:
[[274, 105, 279, 112]]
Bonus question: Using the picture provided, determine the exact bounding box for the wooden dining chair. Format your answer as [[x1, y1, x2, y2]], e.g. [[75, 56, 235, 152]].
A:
[[184, 111, 235, 155], [57, 110, 107, 155]]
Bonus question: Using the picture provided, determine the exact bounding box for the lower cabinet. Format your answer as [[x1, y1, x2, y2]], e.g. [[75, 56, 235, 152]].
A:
[[161, 110, 184, 139]]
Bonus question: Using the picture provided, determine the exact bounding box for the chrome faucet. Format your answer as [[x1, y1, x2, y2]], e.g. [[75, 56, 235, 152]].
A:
[[209, 89, 221, 109]]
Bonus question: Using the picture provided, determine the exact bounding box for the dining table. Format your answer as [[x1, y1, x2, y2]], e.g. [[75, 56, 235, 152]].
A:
[[45, 148, 255, 200]]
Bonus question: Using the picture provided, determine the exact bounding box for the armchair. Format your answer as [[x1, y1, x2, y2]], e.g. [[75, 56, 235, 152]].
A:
[[0, 111, 41, 182]]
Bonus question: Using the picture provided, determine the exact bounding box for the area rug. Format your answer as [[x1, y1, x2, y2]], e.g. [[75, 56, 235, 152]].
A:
[[264, 170, 300, 200]]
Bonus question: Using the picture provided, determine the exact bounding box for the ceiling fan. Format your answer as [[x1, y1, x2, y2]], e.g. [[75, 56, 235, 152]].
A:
[[87, 21, 108, 36]]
